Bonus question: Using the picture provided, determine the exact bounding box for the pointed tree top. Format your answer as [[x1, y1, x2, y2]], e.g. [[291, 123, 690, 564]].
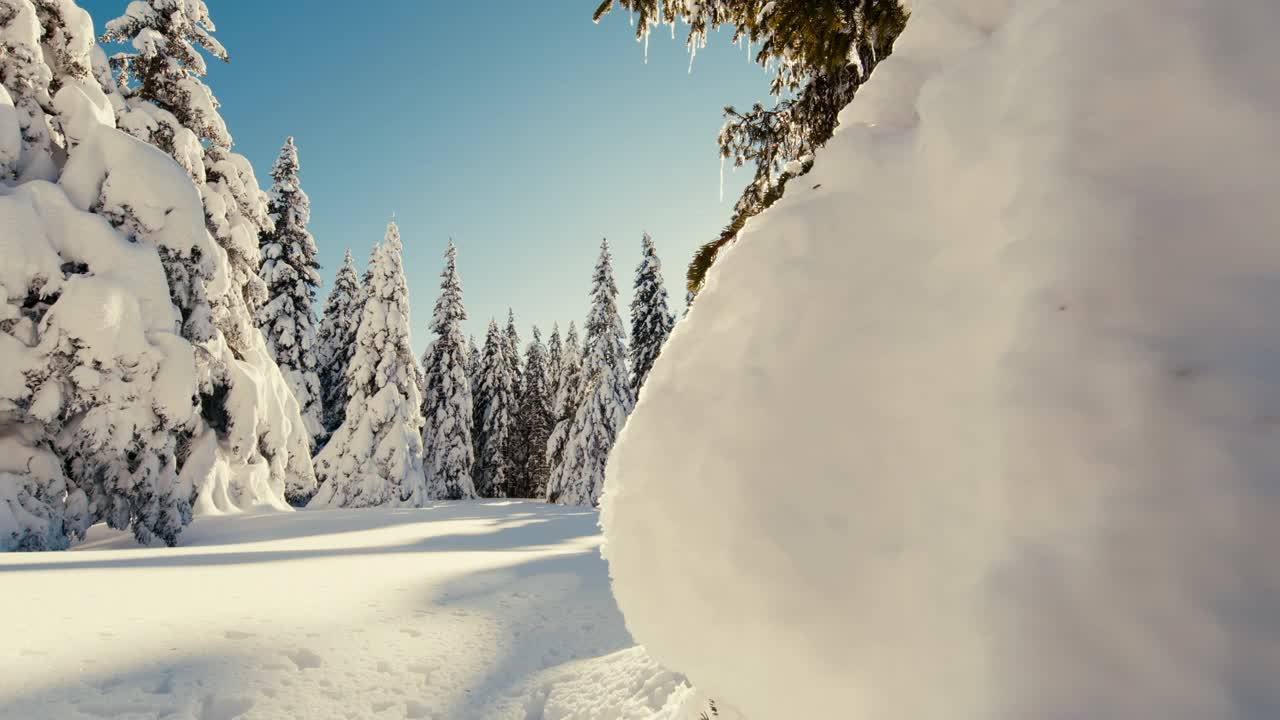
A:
[[595, 239, 614, 272]]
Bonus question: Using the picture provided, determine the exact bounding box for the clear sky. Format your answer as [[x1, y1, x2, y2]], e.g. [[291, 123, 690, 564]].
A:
[[79, 1, 773, 354]]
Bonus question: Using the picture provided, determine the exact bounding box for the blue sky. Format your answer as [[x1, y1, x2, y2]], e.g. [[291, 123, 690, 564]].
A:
[[80, 1, 772, 354]]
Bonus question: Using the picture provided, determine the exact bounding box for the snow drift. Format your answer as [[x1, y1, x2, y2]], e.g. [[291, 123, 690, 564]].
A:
[[602, 0, 1280, 718]]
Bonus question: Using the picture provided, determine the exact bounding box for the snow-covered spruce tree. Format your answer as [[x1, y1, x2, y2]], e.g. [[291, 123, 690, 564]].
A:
[[549, 241, 633, 506], [545, 323, 564, 413], [473, 319, 517, 498], [316, 248, 361, 441], [0, 0, 55, 182], [504, 308, 523, 400], [257, 136, 322, 443], [629, 232, 675, 393], [466, 334, 482, 410], [1, 0, 211, 548], [420, 240, 477, 501], [310, 222, 425, 508], [508, 328, 554, 499], [102, 0, 318, 506], [545, 320, 583, 498]]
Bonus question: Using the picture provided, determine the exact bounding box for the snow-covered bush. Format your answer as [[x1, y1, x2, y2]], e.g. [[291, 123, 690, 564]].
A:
[[603, 0, 1280, 717]]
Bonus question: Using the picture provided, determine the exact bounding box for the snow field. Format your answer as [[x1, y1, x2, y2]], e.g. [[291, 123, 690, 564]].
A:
[[0, 502, 706, 720]]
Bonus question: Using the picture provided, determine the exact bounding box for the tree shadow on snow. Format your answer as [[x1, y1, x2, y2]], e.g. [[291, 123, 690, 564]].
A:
[[0, 651, 268, 720], [420, 551, 635, 719], [72, 499, 597, 551], [0, 503, 602, 574]]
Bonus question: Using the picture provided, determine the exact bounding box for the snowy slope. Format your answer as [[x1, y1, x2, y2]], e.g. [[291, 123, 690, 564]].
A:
[[603, 0, 1280, 718], [0, 503, 702, 720]]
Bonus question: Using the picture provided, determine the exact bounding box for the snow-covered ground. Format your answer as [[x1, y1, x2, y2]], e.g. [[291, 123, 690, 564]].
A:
[[0, 502, 699, 720]]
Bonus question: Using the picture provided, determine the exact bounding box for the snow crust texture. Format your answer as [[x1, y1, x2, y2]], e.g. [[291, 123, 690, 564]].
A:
[[603, 1, 1280, 718]]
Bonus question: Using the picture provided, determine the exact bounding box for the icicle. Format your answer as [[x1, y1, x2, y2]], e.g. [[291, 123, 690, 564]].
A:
[[645, 29, 650, 63], [719, 154, 725, 203], [688, 39, 698, 75]]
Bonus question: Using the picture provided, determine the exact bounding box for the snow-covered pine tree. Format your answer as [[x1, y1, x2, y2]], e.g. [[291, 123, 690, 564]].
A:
[[316, 249, 361, 441], [509, 328, 554, 498], [473, 319, 517, 498], [102, 1, 268, 341], [0, 0, 56, 182], [101, 0, 317, 506], [0, 0, 212, 547], [629, 232, 675, 393], [257, 136, 322, 443], [545, 320, 583, 498], [466, 334, 482, 406], [504, 308, 523, 400], [420, 240, 477, 501], [549, 240, 634, 506], [545, 323, 564, 406], [310, 222, 426, 508]]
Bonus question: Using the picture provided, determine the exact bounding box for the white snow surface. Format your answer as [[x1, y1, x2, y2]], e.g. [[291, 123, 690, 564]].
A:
[[603, 0, 1280, 719], [0, 502, 711, 720]]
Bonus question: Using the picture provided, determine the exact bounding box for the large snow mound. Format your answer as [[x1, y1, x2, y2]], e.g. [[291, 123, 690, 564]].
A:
[[602, 0, 1280, 718]]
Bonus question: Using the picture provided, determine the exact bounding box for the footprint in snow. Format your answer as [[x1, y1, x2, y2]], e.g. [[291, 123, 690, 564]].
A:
[[281, 648, 323, 671], [198, 694, 255, 720]]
